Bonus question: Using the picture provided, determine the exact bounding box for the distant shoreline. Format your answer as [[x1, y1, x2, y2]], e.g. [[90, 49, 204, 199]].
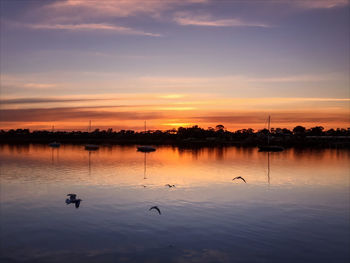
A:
[[1, 132, 349, 149]]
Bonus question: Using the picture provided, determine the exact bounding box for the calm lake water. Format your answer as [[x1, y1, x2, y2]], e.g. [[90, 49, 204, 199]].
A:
[[1, 144, 349, 263]]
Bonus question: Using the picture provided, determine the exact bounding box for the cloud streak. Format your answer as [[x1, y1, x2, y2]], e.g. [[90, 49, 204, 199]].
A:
[[47, 0, 208, 19], [26, 23, 161, 37], [292, 0, 348, 9], [0, 107, 165, 122], [174, 12, 269, 27], [1, 98, 112, 105]]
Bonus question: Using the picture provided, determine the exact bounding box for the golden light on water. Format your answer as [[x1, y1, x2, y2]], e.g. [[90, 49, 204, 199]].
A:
[[1, 144, 348, 188]]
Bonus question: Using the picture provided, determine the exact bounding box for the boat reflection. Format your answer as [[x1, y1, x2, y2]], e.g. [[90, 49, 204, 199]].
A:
[[138, 148, 155, 183], [143, 152, 147, 179], [51, 147, 59, 164], [0, 144, 348, 187]]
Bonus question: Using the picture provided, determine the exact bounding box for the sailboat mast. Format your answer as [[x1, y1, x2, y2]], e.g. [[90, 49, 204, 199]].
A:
[[89, 120, 91, 133], [144, 120, 146, 133]]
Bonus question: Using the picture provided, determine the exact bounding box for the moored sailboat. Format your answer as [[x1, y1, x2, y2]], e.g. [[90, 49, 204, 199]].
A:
[[137, 121, 156, 152], [258, 116, 284, 152]]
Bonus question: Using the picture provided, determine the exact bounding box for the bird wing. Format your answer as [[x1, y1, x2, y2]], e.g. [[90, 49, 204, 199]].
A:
[[75, 200, 81, 208], [149, 206, 161, 214], [241, 178, 247, 183]]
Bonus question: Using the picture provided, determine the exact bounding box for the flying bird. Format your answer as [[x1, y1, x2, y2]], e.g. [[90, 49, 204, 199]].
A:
[[65, 194, 82, 208], [232, 176, 247, 183], [149, 206, 161, 215], [74, 199, 82, 208], [67, 194, 77, 201], [165, 184, 175, 188]]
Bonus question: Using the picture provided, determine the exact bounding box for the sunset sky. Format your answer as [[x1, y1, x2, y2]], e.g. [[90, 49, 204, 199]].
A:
[[1, 0, 349, 131]]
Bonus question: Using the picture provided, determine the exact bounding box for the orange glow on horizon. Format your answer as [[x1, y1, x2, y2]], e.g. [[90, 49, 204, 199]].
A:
[[1, 94, 349, 131]]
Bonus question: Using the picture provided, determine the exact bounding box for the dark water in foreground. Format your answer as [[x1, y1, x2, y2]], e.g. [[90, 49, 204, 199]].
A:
[[0, 145, 349, 263]]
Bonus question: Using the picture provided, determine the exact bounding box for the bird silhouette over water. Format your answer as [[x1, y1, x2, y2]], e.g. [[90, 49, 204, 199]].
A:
[[65, 194, 82, 208], [67, 194, 77, 201], [232, 176, 247, 183], [73, 199, 81, 208], [149, 206, 161, 215], [165, 184, 175, 188]]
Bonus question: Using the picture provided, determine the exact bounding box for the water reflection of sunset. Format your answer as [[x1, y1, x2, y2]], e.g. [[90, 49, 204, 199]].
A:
[[1, 144, 348, 188]]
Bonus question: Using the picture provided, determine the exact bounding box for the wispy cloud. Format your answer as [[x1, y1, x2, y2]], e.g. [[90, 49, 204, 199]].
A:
[[246, 73, 342, 83], [25, 23, 161, 37], [47, 0, 208, 19], [1, 98, 110, 105], [194, 112, 350, 125], [174, 12, 269, 27], [23, 83, 57, 89], [48, 0, 171, 19], [0, 107, 165, 122], [292, 0, 348, 9]]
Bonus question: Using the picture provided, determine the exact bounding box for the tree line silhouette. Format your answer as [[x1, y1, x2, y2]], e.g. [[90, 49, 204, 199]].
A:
[[1, 125, 349, 148]]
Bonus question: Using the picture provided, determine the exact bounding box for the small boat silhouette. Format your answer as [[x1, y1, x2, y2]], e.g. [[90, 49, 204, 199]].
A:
[[49, 142, 60, 148], [137, 146, 156, 152], [85, 144, 99, 151]]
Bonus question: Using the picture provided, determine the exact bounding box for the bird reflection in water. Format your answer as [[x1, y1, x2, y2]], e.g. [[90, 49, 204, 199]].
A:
[[65, 193, 82, 208]]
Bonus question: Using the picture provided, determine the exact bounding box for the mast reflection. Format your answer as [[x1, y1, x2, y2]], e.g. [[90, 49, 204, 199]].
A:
[[267, 152, 270, 185], [144, 152, 147, 179], [51, 147, 59, 164], [138, 150, 155, 182]]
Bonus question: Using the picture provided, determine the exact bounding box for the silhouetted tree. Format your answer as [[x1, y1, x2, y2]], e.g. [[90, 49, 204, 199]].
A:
[[309, 126, 324, 136], [282, 128, 292, 135], [215, 124, 225, 131], [258, 128, 269, 135], [293, 126, 306, 135]]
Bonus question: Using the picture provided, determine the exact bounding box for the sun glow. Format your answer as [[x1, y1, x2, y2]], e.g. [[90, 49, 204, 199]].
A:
[[162, 122, 193, 127], [158, 94, 186, 99]]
